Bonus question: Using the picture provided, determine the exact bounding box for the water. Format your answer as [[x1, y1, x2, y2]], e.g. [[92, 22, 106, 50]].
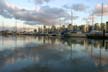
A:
[[0, 36, 108, 72]]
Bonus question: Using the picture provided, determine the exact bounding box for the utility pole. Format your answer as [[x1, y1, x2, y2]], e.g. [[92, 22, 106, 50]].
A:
[[99, 0, 104, 69], [71, 9, 73, 31], [92, 14, 94, 30], [101, 0, 105, 37], [2, 20, 4, 32], [15, 20, 17, 34]]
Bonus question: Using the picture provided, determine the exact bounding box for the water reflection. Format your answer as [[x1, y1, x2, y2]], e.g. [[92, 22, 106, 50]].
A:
[[0, 36, 108, 72]]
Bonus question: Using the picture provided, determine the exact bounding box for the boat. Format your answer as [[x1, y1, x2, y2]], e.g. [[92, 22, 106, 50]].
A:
[[86, 30, 108, 39], [62, 30, 86, 38]]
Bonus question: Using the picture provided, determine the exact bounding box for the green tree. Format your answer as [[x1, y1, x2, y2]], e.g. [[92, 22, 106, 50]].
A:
[[43, 25, 47, 33], [100, 23, 105, 31], [94, 23, 100, 31], [60, 25, 66, 32], [38, 27, 42, 33], [79, 25, 85, 32], [51, 25, 56, 32], [34, 29, 37, 33], [67, 24, 73, 30]]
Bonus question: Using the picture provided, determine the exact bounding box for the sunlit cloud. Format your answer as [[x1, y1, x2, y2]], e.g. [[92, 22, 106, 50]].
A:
[[72, 3, 88, 12], [63, 3, 88, 12], [33, 0, 51, 5], [0, 0, 70, 25], [93, 4, 108, 16], [0, 0, 108, 28]]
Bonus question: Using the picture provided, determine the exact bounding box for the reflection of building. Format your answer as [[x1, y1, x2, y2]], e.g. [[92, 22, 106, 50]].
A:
[[1, 36, 108, 72], [87, 40, 108, 72], [0, 40, 67, 67], [84, 39, 89, 49], [90, 50, 108, 72]]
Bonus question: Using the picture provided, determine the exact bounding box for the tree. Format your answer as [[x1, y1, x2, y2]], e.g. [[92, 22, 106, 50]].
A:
[[34, 29, 37, 33], [100, 23, 105, 31], [73, 25, 77, 31], [51, 25, 56, 32], [79, 25, 85, 32], [94, 23, 100, 31], [60, 25, 66, 32], [38, 27, 42, 33], [106, 22, 108, 32], [67, 24, 73, 30], [43, 25, 47, 33]]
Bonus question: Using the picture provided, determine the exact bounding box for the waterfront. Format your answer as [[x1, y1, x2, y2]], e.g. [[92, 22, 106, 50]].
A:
[[0, 36, 108, 72]]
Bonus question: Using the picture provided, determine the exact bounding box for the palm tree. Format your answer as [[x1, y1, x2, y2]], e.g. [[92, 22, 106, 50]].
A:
[[34, 29, 37, 33], [43, 25, 47, 33]]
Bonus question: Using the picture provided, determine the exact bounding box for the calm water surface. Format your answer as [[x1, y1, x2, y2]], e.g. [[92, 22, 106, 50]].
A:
[[0, 36, 108, 72]]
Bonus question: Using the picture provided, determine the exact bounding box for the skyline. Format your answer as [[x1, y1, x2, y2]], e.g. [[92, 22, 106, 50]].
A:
[[0, 0, 108, 30]]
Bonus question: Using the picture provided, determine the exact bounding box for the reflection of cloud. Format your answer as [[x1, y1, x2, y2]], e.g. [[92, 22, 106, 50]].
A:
[[0, 43, 69, 66], [1, 36, 108, 72]]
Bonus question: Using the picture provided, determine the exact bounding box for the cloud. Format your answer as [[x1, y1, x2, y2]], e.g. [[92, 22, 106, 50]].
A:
[[33, 0, 51, 5], [92, 4, 108, 16], [24, 21, 41, 25], [0, 0, 78, 25], [63, 3, 88, 12], [72, 3, 88, 11], [88, 15, 96, 20], [64, 15, 79, 21]]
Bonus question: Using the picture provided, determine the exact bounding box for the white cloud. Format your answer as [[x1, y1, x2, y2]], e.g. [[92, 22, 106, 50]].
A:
[[72, 3, 88, 11], [63, 3, 88, 12], [93, 4, 108, 16], [33, 0, 50, 5], [0, 0, 78, 25]]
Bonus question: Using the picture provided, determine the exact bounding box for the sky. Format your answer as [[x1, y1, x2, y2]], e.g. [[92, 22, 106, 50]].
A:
[[0, 0, 108, 31]]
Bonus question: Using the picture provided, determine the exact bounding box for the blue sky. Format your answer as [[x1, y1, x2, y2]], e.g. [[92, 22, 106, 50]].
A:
[[0, 0, 108, 29]]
